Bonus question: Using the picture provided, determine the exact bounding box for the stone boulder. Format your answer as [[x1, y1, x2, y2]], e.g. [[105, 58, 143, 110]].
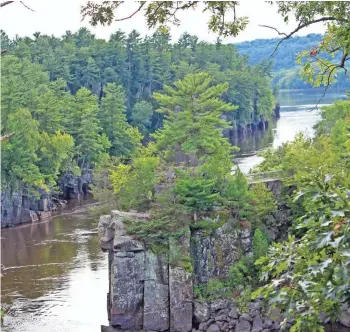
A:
[[194, 301, 210, 323]]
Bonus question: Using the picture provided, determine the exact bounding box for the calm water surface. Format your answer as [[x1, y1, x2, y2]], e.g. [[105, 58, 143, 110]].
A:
[[1, 88, 348, 332], [235, 88, 348, 173], [1, 198, 108, 332]]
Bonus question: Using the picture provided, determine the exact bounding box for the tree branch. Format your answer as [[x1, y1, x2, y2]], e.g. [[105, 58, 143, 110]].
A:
[[0, 1, 14, 8], [0, 133, 14, 142], [115, 1, 145, 22], [20, 1, 35, 12], [259, 24, 287, 37], [261, 17, 339, 59]]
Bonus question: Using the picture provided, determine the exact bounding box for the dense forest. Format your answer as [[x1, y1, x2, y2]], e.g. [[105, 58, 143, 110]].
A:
[[235, 34, 350, 89], [1, 28, 275, 199]]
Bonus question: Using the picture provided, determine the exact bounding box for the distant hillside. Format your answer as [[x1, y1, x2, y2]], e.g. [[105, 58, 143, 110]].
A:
[[234, 34, 323, 71], [235, 34, 349, 90]]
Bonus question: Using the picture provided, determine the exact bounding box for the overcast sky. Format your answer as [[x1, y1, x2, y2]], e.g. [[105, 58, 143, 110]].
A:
[[1, 1, 326, 43]]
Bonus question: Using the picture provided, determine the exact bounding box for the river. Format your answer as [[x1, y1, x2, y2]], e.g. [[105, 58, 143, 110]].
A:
[[234, 88, 347, 174], [0, 88, 348, 332]]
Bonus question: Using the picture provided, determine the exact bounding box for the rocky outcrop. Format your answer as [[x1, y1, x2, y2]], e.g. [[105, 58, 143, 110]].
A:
[[59, 169, 93, 200], [191, 221, 251, 284], [1, 169, 93, 228], [99, 212, 251, 332], [1, 185, 53, 228]]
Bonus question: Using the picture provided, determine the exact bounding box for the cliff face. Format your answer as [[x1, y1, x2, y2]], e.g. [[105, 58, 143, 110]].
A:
[[1, 170, 93, 228], [99, 211, 258, 332], [0, 186, 52, 227]]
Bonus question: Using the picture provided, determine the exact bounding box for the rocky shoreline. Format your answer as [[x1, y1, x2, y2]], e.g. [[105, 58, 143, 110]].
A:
[[0, 169, 93, 228]]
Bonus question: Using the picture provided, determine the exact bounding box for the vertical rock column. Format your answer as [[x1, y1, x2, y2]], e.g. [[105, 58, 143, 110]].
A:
[[99, 211, 149, 330], [144, 252, 169, 331], [169, 230, 193, 332]]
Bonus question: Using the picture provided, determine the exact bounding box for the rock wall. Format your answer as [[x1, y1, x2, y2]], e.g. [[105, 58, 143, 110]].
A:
[[1, 170, 93, 228], [1, 186, 52, 227], [99, 211, 254, 332]]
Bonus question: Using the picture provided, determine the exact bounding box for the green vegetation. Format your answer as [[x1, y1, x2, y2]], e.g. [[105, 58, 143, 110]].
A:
[[236, 34, 349, 90], [1, 29, 275, 198], [81, 2, 350, 90], [1, 3, 350, 331], [251, 97, 350, 331]]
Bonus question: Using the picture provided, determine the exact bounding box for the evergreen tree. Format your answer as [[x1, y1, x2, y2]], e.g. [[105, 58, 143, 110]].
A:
[[99, 83, 142, 157], [67, 88, 110, 166]]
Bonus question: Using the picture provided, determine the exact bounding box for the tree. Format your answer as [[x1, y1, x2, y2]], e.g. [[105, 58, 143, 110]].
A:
[[81, 1, 349, 90], [254, 171, 350, 332], [264, 2, 350, 89], [249, 183, 277, 228], [81, 2, 249, 37], [131, 101, 154, 135], [153, 72, 236, 168], [99, 83, 141, 157], [67, 88, 110, 167], [1, 109, 44, 189]]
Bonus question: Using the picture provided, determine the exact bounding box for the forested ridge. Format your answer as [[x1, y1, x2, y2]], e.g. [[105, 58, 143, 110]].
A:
[[1, 28, 275, 197], [235, 34, 350, 90]]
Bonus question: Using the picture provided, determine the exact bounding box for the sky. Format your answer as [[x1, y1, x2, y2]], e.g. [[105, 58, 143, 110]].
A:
[[1, 1, 326, 43]]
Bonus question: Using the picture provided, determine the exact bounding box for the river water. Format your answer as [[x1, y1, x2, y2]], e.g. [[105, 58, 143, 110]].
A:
[[0, 89, 348, 332]]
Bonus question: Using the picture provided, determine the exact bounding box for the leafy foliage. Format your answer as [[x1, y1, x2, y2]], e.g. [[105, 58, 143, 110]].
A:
[[254, 172, 350, 332]]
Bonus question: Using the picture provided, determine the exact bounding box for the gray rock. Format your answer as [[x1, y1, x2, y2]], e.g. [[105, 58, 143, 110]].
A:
[[192, 221, 242, 284], [211, 300, 231, 313], [262, 319, 273, 329], [340, 305, 350, 327], [248, 302, 261, 317], [144, 281, 169, 331], [228, 307, 239, 319], [270, 322, 280, 330], [240, 228, 251, 253], [251, 315, 263, 332], [228, 320, 237, 328], [215, 315, 228, 321], [194, 301, 210, 323], [235, 319, 251, 332], [222, 322, 229, 332], [261, 330, 271, 332], [110, 251, 145, 329], [192, 329, 198, 332], [199, 322, 206, 331], [218, 309, 230, 316], [240, 313, 253, 322], [169, 234, 193, 332], [204, 319, 215, 328], [216, 321, 224, 329], [207, 324, 220, 332]]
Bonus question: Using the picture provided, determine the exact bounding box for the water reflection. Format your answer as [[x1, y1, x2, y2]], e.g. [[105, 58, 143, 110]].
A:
[[1, 197, 108, 332]]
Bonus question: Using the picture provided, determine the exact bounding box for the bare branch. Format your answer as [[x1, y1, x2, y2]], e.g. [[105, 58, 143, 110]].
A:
[[259, 25, 287, 37], [261, 16, 339, 59], [115, 2, 145, 22], [20, 1, 35, 12], [0, 1, 14, 8], [0, 133, 14, 142]]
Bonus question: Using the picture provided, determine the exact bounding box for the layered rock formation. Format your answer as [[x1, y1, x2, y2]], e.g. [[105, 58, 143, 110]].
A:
[[1, 170, 93, 228], [99, 210, 254, 332], [1, 186, 52, 227]]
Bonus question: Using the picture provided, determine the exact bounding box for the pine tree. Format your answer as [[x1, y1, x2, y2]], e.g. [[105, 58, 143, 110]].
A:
[[99, 83, 142, 157], [67, 88, 110, 166]]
